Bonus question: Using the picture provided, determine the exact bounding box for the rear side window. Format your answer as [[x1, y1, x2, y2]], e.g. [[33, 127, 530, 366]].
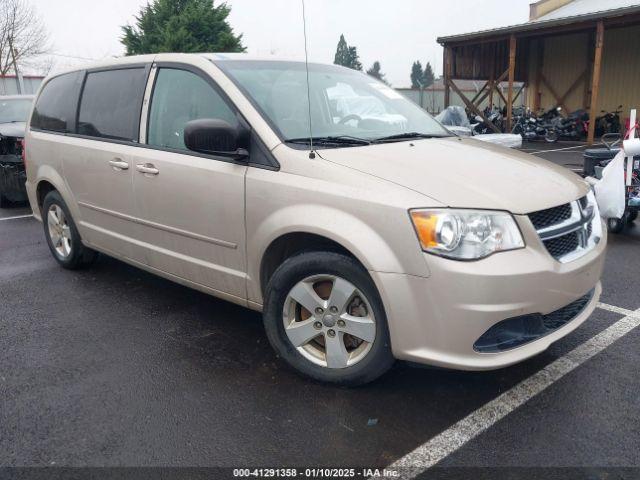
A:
[[78, 68, 148, 142], [31, 72, 83, 133]]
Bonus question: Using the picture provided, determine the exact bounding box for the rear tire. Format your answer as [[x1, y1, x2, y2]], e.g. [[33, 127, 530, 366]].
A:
[[263, 251, 394, 386], [42, 190, 98, 269]]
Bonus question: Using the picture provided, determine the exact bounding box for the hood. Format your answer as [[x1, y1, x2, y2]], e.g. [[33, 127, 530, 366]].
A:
[[320, 137, 588, 215], [0, 122, 26, 138]]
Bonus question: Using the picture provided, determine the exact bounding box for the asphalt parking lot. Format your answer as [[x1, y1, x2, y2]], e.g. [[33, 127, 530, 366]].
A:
[[1, 144, 639, 478]]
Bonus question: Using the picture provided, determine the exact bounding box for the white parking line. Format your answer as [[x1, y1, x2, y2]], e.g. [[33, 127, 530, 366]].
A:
[[390, 303, 640, 479], [525, 143, 601, 155], [0, 214, 33, 222]]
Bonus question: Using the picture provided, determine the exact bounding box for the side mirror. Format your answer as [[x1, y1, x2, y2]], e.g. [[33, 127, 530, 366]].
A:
[[184, 119, 248, 161]]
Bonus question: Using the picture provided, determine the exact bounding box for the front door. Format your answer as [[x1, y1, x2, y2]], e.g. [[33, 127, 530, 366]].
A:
[[131, 66, 247, 301]]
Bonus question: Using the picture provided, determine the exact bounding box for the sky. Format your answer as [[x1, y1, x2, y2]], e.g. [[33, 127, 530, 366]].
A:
[[29, 0, 533, 87]]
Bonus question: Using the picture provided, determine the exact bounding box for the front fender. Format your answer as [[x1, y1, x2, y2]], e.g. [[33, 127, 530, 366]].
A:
[[247, 203, 431, 305]]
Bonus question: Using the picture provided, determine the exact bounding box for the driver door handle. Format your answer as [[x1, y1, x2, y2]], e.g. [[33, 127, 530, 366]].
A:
[[136, 163, 160, 175], [109, 159, 129, 170]]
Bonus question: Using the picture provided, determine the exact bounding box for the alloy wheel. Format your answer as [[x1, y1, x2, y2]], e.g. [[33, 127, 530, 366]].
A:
[[282, 275, 377, 369], [47, 204, 72, 259]]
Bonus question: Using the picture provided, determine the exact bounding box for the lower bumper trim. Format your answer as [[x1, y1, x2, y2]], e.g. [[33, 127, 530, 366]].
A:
[[473, 289, 595, 353]]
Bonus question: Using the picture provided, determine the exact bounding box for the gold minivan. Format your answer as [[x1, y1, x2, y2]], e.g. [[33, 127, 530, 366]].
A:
[[25, 54, 606, 385]]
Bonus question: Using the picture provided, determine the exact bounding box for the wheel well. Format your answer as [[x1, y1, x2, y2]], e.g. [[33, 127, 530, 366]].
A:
[[36, 181, 56, 214], [260, 233, 363, 295]]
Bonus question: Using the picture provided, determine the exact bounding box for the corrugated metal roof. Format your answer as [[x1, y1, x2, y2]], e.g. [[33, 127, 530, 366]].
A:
[[438, 2, 640, 44], [537, 0, 640, 21]]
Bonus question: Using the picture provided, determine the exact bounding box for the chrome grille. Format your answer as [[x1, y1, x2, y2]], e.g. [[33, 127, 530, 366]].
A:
[[529, 203, 572, 230], [543, 232, 580, 260], [529, 195, 601, 263]]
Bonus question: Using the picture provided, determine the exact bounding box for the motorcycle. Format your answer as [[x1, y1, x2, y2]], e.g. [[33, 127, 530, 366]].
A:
[[470, 106, 504, 135], [551, 109, 589, 140], [512, 107, 558, 142], [596, 105, 623, 137], [583, 105, 623, 138]]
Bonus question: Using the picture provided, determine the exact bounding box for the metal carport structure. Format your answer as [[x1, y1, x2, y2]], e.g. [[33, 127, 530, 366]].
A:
[[437, 3, 640, 143]]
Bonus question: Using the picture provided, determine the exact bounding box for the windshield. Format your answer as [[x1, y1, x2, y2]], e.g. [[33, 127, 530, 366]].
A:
[[216, 60, 450, 145], [0, 98, 32, 124]]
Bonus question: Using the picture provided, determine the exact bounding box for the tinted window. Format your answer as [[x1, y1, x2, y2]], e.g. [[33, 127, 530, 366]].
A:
[[148, 68, 237, 151], [78, 68, 148, 141], [31, 72, 82, 133]]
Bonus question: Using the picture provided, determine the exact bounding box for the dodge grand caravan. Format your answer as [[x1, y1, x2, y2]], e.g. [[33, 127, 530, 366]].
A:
[[24, 54, 607, 385]]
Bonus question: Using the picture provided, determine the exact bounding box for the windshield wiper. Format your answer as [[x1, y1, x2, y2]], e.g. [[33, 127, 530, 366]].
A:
[[372, 132, 448, 143], [285, 136, 371, 147]]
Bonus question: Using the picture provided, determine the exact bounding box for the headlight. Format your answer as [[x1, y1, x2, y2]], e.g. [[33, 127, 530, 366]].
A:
[[410, 209, 525, 260]]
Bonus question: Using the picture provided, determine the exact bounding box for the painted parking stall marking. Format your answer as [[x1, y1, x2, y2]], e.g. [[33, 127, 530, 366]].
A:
[[0, 214, 33, 222], [389, 303, 640, 479]]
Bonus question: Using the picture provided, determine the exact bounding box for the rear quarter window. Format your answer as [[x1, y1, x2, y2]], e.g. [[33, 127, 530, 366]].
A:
[[31, 71, 83, 133], [77, 68, 148, 142]]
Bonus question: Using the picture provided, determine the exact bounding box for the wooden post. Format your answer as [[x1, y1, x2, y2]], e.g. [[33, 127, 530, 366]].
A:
[[506, 34, 517, 131], [534, 39, 544, 112], [443, 46, 452, 108], [584, 31, 595, 110], [587, 21, 605, 145], [489, 43, 496, 110]]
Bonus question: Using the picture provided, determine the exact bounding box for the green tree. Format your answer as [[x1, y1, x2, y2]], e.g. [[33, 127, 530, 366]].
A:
[[422, 62, 435, 88], [334, 34, 362, 71], [410, 61, 423, 88], [121, 0, 245, 55], [366, 61, 388, 84]]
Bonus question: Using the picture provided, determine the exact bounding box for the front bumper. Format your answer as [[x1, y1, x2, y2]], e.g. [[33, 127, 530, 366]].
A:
[[371, 219, 607, 370], [0, 154, 27, 202]]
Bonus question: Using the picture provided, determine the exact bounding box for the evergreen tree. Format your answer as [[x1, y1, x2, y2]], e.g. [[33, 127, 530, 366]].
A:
[[366, 61, 387, 84], [422, 62, 435, 88], [334, 34, 362, 71], [410, 61, 424, 88], [121, 0, 245, 55]]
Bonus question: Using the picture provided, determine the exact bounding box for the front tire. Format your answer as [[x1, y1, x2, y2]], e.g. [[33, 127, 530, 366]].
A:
[[42, 190, 97, 269], [263, 251, 394, 385], [607, 217, 626, 234]]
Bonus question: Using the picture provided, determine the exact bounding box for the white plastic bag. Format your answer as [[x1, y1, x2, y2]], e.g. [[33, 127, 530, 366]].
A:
[[594, 150, 626, 219]]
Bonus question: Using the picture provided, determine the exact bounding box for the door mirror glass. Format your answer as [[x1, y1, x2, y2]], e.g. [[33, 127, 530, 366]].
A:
[[184, 119, 248, 159]]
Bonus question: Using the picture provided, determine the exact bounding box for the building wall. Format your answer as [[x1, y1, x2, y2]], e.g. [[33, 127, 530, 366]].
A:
[[598, 24, 640, 121], [0, 77, 43, 96], [397, 87, 525, 115], [527, 24, 640, 124], [527, 32, 590, 114]]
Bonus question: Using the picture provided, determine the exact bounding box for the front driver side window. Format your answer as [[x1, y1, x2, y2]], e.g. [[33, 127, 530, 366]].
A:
[[148, 68, 238, 151]]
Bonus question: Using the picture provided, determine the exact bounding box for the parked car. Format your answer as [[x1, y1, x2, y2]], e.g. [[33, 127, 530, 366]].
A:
[[0, 95, 33, 207], [25, 54, 607, 385]]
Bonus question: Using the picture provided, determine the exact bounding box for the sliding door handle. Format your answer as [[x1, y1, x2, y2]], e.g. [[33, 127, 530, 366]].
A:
[[136, 163, 160, 176], [109, 159, 129, 170]]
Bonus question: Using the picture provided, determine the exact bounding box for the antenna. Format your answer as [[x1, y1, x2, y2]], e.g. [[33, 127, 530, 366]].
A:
[[301, 0, 315, 159]]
